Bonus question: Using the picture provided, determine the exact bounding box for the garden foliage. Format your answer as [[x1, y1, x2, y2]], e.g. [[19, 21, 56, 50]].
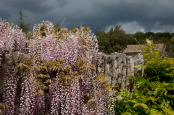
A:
[[114, 39, 174, 115]]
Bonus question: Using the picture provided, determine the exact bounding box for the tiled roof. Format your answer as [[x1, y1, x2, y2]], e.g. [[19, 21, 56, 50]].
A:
[[123, 43, 165, 53]]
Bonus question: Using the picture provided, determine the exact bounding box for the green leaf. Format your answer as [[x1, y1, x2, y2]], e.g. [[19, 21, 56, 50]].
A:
[[146, 38, 151, 46], [133, 103, 148, 109], [134, 65, 143, 68]]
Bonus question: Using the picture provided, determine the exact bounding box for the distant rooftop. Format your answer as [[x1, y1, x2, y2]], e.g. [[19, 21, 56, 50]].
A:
[[123, 43, 165, 54]]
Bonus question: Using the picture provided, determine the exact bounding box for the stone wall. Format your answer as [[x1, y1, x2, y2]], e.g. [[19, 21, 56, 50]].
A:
[[0, 51, 144, 100], [96, 52, 144, 91]]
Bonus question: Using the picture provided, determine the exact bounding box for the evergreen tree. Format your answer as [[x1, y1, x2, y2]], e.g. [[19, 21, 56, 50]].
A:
[[16, 9, 30, 33]]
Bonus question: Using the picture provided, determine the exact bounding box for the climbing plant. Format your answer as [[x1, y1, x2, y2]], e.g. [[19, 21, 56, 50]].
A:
[[0, 19, 111, 115]]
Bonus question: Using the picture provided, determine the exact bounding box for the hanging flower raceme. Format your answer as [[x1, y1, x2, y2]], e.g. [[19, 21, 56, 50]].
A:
[[0, 18, 27, 53], [0, 19, 111, 115], [27, 21, 109, 115], [0, 18, 27, 115]]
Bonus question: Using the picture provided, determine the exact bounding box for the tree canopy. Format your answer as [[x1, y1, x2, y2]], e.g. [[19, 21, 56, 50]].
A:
[[95, 25, 135, 54], [96, 26, 174, 57]]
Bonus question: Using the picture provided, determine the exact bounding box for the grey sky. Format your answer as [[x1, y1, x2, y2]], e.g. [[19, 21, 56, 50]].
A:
[[1, 0, 174, 33]]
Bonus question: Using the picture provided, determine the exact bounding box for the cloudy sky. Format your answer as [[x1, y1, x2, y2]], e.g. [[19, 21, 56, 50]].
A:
[[1, 0, 174, 33]]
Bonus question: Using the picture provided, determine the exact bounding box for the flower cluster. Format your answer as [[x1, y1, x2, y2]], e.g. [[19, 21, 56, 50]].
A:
[[0, 18, 27, 115], [3, 67, 17, 115], [0, 19, 110, 115], [0, 19, 27, 53], [27, 21, 109, 114]]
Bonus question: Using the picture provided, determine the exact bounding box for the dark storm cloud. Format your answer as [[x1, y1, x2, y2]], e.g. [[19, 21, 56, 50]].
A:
[[1, 0, 174, 33]]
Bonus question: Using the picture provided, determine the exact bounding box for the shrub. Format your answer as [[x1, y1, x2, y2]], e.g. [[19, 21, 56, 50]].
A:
[[114, 39, 174, 115]]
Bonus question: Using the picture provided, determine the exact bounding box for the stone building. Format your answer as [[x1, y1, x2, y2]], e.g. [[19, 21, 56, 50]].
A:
[[123, 40, 165, 57]]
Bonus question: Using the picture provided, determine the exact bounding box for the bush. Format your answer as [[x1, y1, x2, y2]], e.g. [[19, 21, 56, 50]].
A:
[[114, 39, 174, 115]]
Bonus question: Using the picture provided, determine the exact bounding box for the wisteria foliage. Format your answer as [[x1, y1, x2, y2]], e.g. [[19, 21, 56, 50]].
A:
[[0, 19, 111, 115]]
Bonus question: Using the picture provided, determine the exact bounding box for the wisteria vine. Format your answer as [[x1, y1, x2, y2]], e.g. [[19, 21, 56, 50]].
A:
[[0, 18, 28, 115], [0, 19, 112, 115]]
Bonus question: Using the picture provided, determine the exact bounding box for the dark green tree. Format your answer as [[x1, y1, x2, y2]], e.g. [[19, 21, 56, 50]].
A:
[[16, 9, 30, 33], [145, 32, 155, 39], [95, 25, 135, 54], [133, 31, 146, 44]]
